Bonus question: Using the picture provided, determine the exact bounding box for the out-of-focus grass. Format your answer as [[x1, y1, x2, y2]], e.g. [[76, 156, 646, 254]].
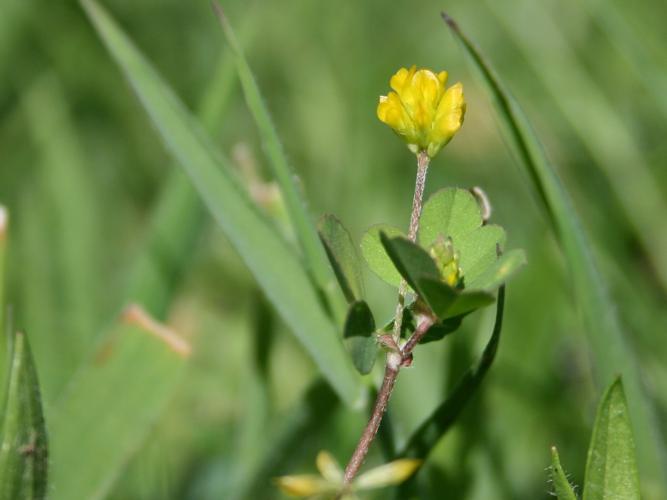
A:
[[0, 0, 665, 498]]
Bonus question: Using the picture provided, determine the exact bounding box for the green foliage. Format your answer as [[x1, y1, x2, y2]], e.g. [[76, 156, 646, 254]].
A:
[[361, 224, 405, 287], [81, 0, 361, 407], [343, 301, 377, 374], [319, 215, 365, 303], [444, 13, 667, 497], [0, 332, 48, 500], [550, 447, 578, 500], [397, 286, 506, 460], [583, 378, 640, 500]]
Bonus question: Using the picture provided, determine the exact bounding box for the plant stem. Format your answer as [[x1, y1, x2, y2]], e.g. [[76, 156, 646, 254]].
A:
[[341, 151, 431, 487], [391, 150, 430, 342]]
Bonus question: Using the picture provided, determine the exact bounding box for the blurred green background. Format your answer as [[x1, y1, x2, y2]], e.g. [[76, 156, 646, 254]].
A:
[[1, 0, 666, 498]]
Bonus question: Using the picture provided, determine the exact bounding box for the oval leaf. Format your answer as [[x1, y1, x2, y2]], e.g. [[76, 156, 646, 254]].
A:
[[319, 214, 364, 303], [360, 225, 405, 287]]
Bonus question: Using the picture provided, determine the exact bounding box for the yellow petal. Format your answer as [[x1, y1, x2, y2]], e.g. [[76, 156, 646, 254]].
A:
[[274, 475, 334, 497], [353, 459, 422, 490], [316, 450, 344, 484], [434, 82, 466, 139]]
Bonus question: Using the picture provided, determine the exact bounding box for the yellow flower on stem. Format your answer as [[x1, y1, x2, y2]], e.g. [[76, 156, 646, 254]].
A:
[[377, 66, 466, 157]]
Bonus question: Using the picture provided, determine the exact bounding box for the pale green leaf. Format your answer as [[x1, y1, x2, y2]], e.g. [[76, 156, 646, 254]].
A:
[[354, 459, 421, 490], [468, 249, 527, 290], [583, 378, 640, 500], [419, 188, 482, 247], [360, 224, 405, 287], [319, 214, 364, 303]]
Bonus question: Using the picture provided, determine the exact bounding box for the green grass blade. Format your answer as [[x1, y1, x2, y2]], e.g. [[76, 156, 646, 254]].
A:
[[583, 378, 640, 500], [397, 286, 505, 460], [0, 206, 7, 378], [213, 4, 342, 314], [550, 447, 578, 500], [0, 332, 48, 500], [49, 308, 189, 500], [485, 0, 667, 293], [22, 75, 99, 369], [443, 14, 667, 498], [80, 0, 361, 406]]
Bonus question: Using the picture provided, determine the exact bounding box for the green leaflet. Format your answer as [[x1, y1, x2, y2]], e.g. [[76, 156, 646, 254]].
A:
[[343, 301, 378, 375], [319, 214, 365, 303], [0, 332, 48, 500], [81, 0, 361, 407], [443, 13, 667, 497], [361, 224, 405, 287], [583, 378, 640, 500]]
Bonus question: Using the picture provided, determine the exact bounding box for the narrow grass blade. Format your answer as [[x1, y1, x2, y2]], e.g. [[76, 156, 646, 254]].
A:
[[550, 447, 577, 500], [0, 332, 48, 500], [49, 306, 189, 500], [583, 378, 640, 500], [443, 14, 667, 497], [0, 206, 7, 377], [81, 0, 361, 405], [485, 0, 667, 293], [397, 286, 505, 460], [22, 75, 99, 370], [213, 4, 342, 314]]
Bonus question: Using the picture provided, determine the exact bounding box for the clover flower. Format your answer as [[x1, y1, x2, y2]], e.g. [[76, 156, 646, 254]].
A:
[[377, 66, 466, 157]]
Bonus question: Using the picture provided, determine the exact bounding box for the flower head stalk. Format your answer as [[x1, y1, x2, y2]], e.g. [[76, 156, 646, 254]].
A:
[[377, 66, 466, 157]]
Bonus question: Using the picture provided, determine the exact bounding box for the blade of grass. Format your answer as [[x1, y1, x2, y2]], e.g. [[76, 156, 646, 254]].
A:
[[22, 75, 99, 376], [80, 0, 361, 406], [442, 13, 667, 498], [49, 40, 241, 500], [212, 4, 345, 319], [0, 206, 7, 377], [49, 307, 189, 500], [485, 0, 667, 293], [0, 332, 48, 500]]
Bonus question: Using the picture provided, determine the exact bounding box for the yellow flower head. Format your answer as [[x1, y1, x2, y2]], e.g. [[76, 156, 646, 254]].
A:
[[377, 66, 466, 157]]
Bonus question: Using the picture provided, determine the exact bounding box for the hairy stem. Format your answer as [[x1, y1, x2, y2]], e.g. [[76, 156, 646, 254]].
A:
[[342, 151, 431, 487], [391, 150, 430, 342]]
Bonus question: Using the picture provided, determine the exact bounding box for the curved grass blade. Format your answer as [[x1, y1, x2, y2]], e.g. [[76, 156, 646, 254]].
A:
[[81, 0, 361, 406], [397, 285, 505, 460], [442, 14, 667, 497], [213, 4, 343, 316], [0, 332, 48, 500], [583, 378, 640, 500], [550, 447, 577, 500], [485, 0, 667, 294]]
